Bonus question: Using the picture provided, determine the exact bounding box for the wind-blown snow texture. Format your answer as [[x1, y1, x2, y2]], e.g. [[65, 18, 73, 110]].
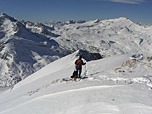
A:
[[1, 51, 152, 114], [0, 13, 152, 89]]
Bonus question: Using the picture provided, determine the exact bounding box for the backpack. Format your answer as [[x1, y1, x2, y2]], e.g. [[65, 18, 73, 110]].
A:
[[76, 59, 82, 66], [71, 70, 78, 79]]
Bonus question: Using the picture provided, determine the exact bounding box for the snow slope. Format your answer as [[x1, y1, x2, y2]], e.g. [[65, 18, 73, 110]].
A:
[[0, 51, 152, 114]]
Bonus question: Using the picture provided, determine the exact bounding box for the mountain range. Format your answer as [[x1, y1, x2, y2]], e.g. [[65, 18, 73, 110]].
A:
[[0, 13, 152, 87]]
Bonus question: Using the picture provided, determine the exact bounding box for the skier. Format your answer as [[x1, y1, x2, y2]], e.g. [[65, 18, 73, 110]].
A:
[[75, 55, 86, 78]]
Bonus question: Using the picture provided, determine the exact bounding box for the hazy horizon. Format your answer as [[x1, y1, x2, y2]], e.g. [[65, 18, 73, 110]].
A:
[[0, 0, 152, 24]]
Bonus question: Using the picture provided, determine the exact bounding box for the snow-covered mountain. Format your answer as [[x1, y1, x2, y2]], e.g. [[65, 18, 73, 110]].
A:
[[52, 17, 152, 56], [0, 13, 152, 87], [1, 51, 152, 114], [0, 13, 71, 87]]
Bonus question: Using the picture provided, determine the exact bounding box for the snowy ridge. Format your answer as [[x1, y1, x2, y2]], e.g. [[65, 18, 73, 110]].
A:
[[14, 50, 78, 89], [0, 51, 152, 114]]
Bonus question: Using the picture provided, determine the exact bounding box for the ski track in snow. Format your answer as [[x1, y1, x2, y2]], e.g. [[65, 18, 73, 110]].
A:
[[26, 77, 84, 96], [88, 74, 152, 88], [31, 85, 123, 99], [2, 83, 152, 114], [26, 73, 152, 96], [0, 85, 124, 114]]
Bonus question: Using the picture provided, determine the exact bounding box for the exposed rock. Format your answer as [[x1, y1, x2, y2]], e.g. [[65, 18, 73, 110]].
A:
[[77, 50, 103, 61]]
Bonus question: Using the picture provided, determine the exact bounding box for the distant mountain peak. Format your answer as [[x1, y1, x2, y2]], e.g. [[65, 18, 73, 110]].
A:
[[93, 19, 100, 23], [118, 16, 128, 19], [0, 13, 11, 18], [116, 16, 135, 23], [0, 13, 17, 22], [0, 13, 8, 16]]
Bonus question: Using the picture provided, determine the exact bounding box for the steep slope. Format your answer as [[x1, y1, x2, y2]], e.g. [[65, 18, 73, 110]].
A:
[[0, 13, 70, 87], [0, 51, 152, 114]]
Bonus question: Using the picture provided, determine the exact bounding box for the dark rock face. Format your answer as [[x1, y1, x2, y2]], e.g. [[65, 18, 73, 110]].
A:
[[77, 50, 103, 61]]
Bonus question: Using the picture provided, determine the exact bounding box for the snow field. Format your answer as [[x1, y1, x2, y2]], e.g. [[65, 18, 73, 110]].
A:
[[0, 52, 152, 114]]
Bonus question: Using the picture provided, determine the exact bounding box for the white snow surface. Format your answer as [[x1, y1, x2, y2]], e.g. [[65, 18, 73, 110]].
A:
[[1, 51, 152, 114]]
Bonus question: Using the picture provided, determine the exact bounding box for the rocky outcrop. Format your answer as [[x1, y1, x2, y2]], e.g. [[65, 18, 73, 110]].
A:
[[77, 50, 103, 61]]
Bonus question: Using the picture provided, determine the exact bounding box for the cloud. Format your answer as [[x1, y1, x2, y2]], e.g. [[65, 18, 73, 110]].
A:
[[103, 0, 145, 4]]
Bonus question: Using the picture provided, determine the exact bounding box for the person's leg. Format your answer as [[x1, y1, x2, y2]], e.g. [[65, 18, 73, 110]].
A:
[[78, 68, 82, 78], [75, 67, 79, 78]]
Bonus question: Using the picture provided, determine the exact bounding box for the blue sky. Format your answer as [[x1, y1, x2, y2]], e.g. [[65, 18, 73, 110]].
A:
[[0, 0, 152, 24]]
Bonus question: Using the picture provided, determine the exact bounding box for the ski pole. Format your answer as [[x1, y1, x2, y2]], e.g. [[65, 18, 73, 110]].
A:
[[84, 62, 87, 77]]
